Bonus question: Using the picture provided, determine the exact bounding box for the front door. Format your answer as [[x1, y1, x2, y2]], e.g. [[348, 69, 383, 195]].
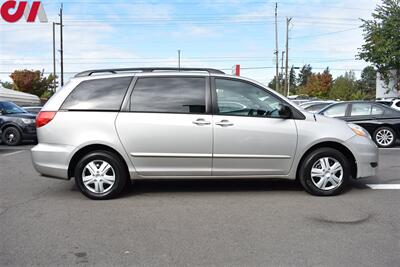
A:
[[116, 76, 212, 176], [211, 78, 298, 176]]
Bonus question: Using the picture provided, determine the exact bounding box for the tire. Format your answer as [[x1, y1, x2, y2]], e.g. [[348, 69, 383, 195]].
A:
[[1, 126, 22, 146], [373, 126, 396, 148], [298, 148, 350, 196], [74, 151, 128, 200]]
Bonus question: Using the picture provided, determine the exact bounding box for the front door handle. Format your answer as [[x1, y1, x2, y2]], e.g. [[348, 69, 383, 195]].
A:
[[215, 120, 234, 127], [193, 118, 211, 126]]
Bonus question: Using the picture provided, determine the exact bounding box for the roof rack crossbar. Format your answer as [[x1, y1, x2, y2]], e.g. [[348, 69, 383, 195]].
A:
[[75, 68, 225, 77]]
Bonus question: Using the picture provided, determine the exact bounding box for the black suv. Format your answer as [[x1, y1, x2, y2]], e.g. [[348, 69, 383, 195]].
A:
[[0, 101, 37, 146]]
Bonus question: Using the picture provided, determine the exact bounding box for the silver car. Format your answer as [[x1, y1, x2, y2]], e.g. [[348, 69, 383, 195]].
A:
[[31, 68, 378, 199]]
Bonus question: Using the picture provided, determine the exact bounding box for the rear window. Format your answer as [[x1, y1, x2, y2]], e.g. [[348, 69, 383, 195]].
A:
[[61, 77, 132, 111], [130, 77, 206, 114]]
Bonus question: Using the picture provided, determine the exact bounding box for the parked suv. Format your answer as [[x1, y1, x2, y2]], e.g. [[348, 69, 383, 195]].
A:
[[0, 101, 37, 145], [32, 68, 378, 199]]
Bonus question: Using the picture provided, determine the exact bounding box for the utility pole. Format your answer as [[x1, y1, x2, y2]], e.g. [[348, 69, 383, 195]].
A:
[[52, 22, 57, 91], [274, 2, 279, 92], [285, 17, 292, 96], [281, 51, 285, 90], [178, 49, 181, 69], [59, 4, 64, 86]]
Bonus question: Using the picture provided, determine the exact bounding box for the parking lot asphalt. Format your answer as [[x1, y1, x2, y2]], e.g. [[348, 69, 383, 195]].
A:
[[1, 145, 400, 266]]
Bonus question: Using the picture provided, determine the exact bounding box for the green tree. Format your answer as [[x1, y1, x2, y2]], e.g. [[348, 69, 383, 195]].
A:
[[297, 64, 313, 87], [268, 73, 284, 94], [358, 0, 400, 91], [357, 66, 377, 98], [9, 70, 56, 99], [330, 71, 365, 100], [0, 80, 13, 89], [288, 66, 297, 95]]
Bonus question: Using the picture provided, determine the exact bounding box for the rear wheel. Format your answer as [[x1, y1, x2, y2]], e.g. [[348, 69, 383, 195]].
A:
[[1, 126, 22, 146], [74, 151, 128, 200], [374, 126, 396, 148], [299, 148, 350, 196]]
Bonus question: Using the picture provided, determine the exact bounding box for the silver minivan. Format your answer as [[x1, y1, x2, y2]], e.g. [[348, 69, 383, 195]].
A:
[[32, 68, 378, 199]]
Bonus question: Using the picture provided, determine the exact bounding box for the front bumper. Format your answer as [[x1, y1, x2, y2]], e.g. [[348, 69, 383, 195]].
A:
[[345, 135, 379, 178], [31, 143, 75, 180], [20, 123, 37, 140]]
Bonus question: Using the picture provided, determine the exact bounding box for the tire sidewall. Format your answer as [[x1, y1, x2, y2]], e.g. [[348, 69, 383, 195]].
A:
[[374, 127, 396, 148], [74, 151, 127, 200], [300, 148, 350, 196], [1, 127, 21, 146]]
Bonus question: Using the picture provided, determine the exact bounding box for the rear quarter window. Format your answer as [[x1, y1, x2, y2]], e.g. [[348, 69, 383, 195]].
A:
[[61, 77, 132, 111]]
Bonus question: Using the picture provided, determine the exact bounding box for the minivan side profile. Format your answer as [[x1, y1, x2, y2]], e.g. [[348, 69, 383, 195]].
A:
[[32, 68, 378, 199]]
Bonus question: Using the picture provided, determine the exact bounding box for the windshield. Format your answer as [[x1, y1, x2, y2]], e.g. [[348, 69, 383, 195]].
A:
[[0, 102, 27, 114]]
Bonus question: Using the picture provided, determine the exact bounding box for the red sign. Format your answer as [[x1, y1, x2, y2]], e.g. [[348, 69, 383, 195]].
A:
[[232, 64, 240, 76], [1, 0, 47, 23]]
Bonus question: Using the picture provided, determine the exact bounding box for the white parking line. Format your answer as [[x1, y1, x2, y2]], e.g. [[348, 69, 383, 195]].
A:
[[366, 184, 400, 190], [379, 147, 400, 150], [1, 150, 26, 157]]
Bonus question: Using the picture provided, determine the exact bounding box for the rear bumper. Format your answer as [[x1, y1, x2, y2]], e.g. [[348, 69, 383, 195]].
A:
[[345, 135, 379, 178], [31, 143, 75, 180]]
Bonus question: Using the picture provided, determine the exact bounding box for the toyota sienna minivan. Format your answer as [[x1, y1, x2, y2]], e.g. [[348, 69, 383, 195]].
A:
[[32, 68, 378, 199]]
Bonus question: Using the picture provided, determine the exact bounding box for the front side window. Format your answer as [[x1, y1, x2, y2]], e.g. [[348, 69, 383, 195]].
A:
[[322, 104, 348, 117], [351, 103, 372, 116], [62, 77, 132, 111], [130, 77, 206, 114], [215, 79, 283, 118]]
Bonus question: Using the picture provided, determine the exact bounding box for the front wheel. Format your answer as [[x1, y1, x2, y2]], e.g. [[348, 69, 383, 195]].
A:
[[298, 148, 350, 196], [374, 126, 396, 148], [74, 151, 128, 200]]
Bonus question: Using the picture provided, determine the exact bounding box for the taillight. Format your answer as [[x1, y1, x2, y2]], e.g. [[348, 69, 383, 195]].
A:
[[36, 111, 57, 128]]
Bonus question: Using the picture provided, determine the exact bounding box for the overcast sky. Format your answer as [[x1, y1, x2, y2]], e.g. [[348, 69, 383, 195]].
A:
[[0, 0, 379, 85]]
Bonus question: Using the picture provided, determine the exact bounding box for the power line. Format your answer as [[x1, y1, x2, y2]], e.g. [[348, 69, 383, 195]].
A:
[[40, 0, 374, 11], [291, 27, 359, 39]]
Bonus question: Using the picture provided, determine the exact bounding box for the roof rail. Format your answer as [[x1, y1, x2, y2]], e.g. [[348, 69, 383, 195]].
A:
[[74, 67, 225, 77]]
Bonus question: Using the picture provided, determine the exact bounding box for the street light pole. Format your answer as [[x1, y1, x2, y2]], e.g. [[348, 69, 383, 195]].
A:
[[178, 50, 181, 69], [285, 17, 292, 96]]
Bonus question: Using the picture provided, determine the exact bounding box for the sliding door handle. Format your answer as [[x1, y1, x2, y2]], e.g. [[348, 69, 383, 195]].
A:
[[216, 120, 234, 127], [193, 118, 211, 126]]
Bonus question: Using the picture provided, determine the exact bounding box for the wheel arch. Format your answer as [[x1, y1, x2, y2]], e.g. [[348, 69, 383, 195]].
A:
[[68, 144, 129, 179], [0, 122, 23, 133], [296, 141, 357, 180]]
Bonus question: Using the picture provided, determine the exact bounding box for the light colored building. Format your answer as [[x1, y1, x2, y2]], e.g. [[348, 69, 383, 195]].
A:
[[376, 70, 399, 99], [0, 86, 41, 106]]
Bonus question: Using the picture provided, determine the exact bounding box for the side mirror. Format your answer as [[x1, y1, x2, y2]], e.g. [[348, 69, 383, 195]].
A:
[[0, 109, 3, 115], [277, 104, 292, 119]]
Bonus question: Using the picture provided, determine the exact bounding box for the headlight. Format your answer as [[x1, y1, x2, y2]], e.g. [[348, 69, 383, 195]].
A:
[[20, 118, 35, 124], [348, 123, 371, 139]]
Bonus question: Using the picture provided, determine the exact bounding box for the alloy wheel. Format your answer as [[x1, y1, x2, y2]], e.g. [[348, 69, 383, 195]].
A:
[[376, 129, 394, 147]]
